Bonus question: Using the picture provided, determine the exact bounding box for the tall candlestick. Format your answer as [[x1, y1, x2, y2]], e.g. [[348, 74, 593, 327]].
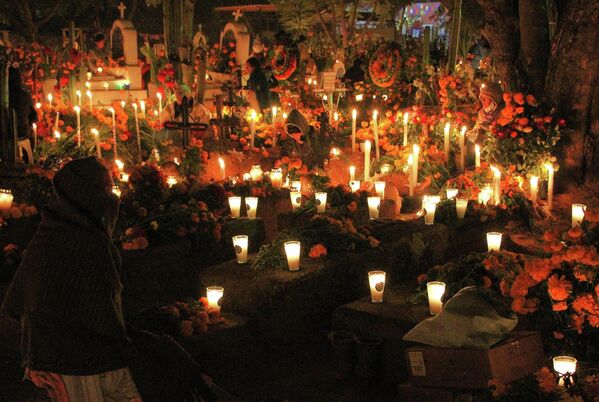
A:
[[349, 165, 356, 182], [372, 111, 380, 159], [351, 109, 357, 153], [157, 92, 163, 113], [412, 144, 419, 191], [110, 107, 117, 160], [364, 141, 371, 181], [530, 176, 538, 205], [32, 123, 37, 149], [491, 165, 501, 205], [545, 163, 554, 212], [73, 106, 81, 147], [459, 126, 466, 171], [86, 90, 93, 109], [271, 106, 278, 147], [444, 122, 450, 156], [475, 144, 481, 168], [133, 103, 142, 161], [250, 109, 257, 149], [54, 111, 60, 129], [76, 90, 81, 107], [408, 154, 414, 196], [403, 112, 409, 146], [140, 100, 146, 117], [91, 128, 101, 158]]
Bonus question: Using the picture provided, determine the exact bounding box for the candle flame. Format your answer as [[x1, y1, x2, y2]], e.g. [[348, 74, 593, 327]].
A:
[[47, 93, 53, 102], [545, 163, 554, 173], [35, 102, 42, 109], [365, 140, 371, 150], [250, 109, 257, 120], [76, 90, 81, 97], [120, 100, 126, 108], [86, 90, 92, 98], [334, 112, 339, 121], [73, 106, 80, 113], [444, 122, 451, 132], [109, 106, 115, 113], [491, 165, 501, 178], [85, 81, 91, 89], [218, 157, 225, 168], [413, 144, 420, 155], [530, 176, 539, 186], [54, 130, 61, 139], [115, 160, 124, 171], [157, 93, 162, 100], [461, 126, 467, 135], [355, 94, 364, 102], [32, 123, 37, 130], [352, 109, 357, 119], [373, 110, 378, 119], [403, 112, 409, 124], [91, 128, 99, 136], [475, 144, 480, 153]]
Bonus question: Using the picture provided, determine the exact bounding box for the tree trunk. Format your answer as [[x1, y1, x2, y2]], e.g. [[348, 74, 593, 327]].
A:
[[476, 0, 522, 90], [518, 0, 550, 96], [545, 0, 599, 185]]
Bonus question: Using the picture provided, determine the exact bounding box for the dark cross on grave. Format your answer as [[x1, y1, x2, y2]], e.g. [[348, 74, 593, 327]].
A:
[[163, 96, 207, 149], [118, 2, 127, 20], [232, 9, 243, 22]]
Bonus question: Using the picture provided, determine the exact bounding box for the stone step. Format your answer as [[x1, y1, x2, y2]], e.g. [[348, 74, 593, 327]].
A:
[[332, 286, 429, 383]]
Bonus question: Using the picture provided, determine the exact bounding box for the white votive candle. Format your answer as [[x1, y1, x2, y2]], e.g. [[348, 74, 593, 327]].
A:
[[232, 235, 248, 264], [553, 356, 577, 387], [367, 196, 381, 220], [446, 188, 458, 199], [246, 197, 258, 219], [291, 180, 302, 192], [487, 232, 502, 251], [250, 165, 263, 181], [349, 180, 360, 193], [424, 201, 436, 225], [315, 192, 327, 213], [368, 271, 386, 303], [456, 198, 468, 219], [290, 191, 302, 211], [375, 181, 386, 199], [206, 286, 224, 312], [0, 189, 14, 211], [228, 196, 242, 218], [572, 204, 586, 228], [427, 281, 446, 315], [284, 241, 301, 271], [270, 169, 282, 188]]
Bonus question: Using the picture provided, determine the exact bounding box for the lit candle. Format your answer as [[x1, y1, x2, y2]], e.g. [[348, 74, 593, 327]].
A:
[[246, 197, 258, 219], [355, 94, 364, 102], [53, 130, 61, 139], [349, 166, 356, 182], [47, 93, 53, 105], [367, 196, 381, 220], [132, 103, 142, 160], [446, 188, 458, 199], [206, 286, 224, 314], [459, 126, 466, 171], [103, 82, 109, 90], [112, 186, 121, 198], [120, 100, 126, 109], [372, 111, 380, 160], [408, 154, 414, 197], [487, 232, 502, 251], [120, 173, 130, 183], [166, 176, 178, 187], [333, 111, 339, 127], [157, 92, 163, 113], [109, 107, 117, 160], [219, 157, 226, 180], [85, 81, 91, 90], [530, 176, 538, 205], [375, 181, 386, 199], [315, 192, 327, 213], [368, 271, 386, 303], [424, 200, 436, 225], [284, 241, 301, 271], [412, 144, 419, 190], [478, 185, 492, 205], [572, 204, 586, 228], [291, 180, 302, 192], [249, 109, 257, 149], [140, 100, 146, 117], [381, 164, 391, 176], [228, 196, 242, 218], [0, 189, 14, 211], [349, 180, 361, 193], [271, 106, 278, 146], [91, 128, 101, 158], [364, 140, 371, 181], [86, 90, 93, 109], [545, 163, 554, 211], [290, 191, 302, 211], [403, 112, 409, 146], [232, 235, 249, 264], [456, 198, 468, 219], [491, 165, 501, 205], [73, 106, 81, 147], [351, 109, 357, 152], [54, 111, 60, 129], [270, 169, 282, 189], [250, 165, 263, 182], [553, 356, 577, 387], [427, 281, 446, 315], [444, 122, 450, 155], [475, 144, 481, 168], [32, 123, 37, 148], [76, 90, 81, 107]]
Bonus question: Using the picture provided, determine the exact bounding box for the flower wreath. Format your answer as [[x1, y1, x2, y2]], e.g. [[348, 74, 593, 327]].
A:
[[271, 47, 297, 81], [368, 45, 401, 88]]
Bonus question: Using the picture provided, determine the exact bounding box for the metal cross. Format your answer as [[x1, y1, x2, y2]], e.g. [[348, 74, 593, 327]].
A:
[[118, 2, 127, 19], [232, 9, 243, 22]]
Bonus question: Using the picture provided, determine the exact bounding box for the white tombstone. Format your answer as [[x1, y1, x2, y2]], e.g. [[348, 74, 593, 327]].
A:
[[219, 22, 250, 67]]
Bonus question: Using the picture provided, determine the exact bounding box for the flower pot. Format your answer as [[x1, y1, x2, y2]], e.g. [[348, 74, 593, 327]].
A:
[[329, 330, 356, 378], [354, 335, 382, 379]]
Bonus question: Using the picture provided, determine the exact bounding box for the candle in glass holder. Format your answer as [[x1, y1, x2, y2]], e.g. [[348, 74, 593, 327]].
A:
[[112, 186, 121, 198], [545, 163, 554, 211], [456, 198, 468, 219], [487, 232, 502, 251], [291, 180, 302, 192], [206, 286, 224, 313], [270, 169, 283, 188], [120, 172, 130, 182], [553, 356, 577, 387], [475, 144, 481, 168], [367, 196, 381, 220], [349, 165, 356, 182], [250, 165, 263, 181], [290, 191, 302, 211], [246, 197, 258, 219], [0, 189, 14, 211], [315, 192, 327, 213], [446, 188, 458, 199], [368, 271, 386, 303], [284, 241, 301, 271], [232, 235, 248, 264], [349, 180, 361, 193], [375, 181, 386, 199], [423, 200, 436, 225], [572, 204, 586, 228], [228, 196, 242, 218], [218, 157, 226, 180], [364, 140, 371, 181], [427, 281, 446, 315]]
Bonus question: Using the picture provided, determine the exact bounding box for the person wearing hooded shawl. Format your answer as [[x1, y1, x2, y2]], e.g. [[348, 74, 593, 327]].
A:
[[1, 157, 218, 402], [467, 81, 505, 143]]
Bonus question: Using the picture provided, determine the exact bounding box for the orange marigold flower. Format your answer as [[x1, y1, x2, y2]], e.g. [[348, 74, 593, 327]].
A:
[[524, 258, 554, 282], [510, 272, 536, 298], [535, 367, 556, 393], [511, 296, 538, 314], [552, 301, 568, 312], [308, 244, 327, 259], [513, 93, 525, 105], [553, 331, 565, 340], [547, 274, 573, 301], [572, 294, 596, 315], [525, 94, 537, 106]]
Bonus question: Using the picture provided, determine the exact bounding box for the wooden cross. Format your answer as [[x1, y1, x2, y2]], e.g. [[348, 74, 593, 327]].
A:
[[118, 2, 127, 19], [232, 9, 243, 22]]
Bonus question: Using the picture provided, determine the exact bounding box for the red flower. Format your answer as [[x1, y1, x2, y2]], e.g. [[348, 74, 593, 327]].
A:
[[547, 274, 572, 301]]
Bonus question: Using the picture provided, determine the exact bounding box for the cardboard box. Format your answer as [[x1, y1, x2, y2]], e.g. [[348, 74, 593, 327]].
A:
[[405, 331, 544, 389]]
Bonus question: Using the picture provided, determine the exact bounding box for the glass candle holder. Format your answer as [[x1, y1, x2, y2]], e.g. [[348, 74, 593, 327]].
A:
[[349, 180, 361, 193], [374, 181, 386, 199], [120, 172, 130, 183], [166, 176, 178, 187], [232, 235, 248, 264], [571, 204, 586, 228], [446, 188, 458, 199], [246, 197, 258, 219], [290, 191, 302, 211], [456, 198, 468, 219], [270, 169, 283, 189], [206, 286, 224, 314], [291, 180, 302, 192], [427, 281, 446, 315], [112, 186, 121, 198], [0, 189, 14, 211], [228, 196, 242, 218], [368, 271, 386, 303], [284, 241, 301, 271], [315, 192, 327, 213], [250, 165, 263, 181], [367, 196, 381, 220], [553, 356, 577, 387], [487, 232, 502, 251], [423, 202, 436, 225]]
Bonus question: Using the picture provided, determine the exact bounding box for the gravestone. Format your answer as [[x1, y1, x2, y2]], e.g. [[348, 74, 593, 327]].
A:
[[220, 21, 250, 67]]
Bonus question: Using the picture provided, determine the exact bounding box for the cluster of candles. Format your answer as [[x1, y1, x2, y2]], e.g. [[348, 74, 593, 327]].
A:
[[228, 196, 259, 219]]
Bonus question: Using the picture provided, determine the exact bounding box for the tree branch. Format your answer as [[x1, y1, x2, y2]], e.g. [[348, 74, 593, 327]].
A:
[[37, 1, 62, 26]]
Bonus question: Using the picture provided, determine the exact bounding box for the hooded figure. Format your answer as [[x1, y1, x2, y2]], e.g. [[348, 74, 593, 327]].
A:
[[467, 81, 505, 143]]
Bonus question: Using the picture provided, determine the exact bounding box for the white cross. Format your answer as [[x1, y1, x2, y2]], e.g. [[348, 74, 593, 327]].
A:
[[232, 9, 243, 22], [118, 2, 127, 19]]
